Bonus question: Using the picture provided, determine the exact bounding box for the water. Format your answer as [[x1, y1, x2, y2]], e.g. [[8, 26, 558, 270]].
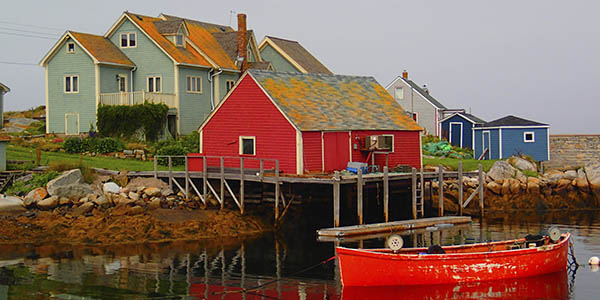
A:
[[1, 209, 600, 299]]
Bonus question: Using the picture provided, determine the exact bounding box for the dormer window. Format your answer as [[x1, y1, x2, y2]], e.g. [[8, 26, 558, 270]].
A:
[[67, 42, 75, 53], [175, 34, 184, 47]]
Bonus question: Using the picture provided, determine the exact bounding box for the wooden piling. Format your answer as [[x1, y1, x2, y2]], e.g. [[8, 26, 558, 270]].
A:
[[383, 166, 389, 222], [458, 162, 463, 216], [412, 167, 417, 219], [240, 158, 245, 215], [168, 157, 173, 190], [220, 157, 225, 209], [479, 164, 484, 217], [357, 168, 364, 225], [438, 165, 444, 217], [275, 161, 280, 221], [333, 171, 340, 227], [154, 157, 158, 179], [203, 158, 208, 205], [185, 156, 189, 198], [419, 167, 424, 216]]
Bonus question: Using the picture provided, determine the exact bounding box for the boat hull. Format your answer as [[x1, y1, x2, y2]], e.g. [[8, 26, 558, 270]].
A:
[[336, 233, 570, 287]]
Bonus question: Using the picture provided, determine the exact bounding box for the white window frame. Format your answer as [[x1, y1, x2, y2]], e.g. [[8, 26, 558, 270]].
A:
[[117, 74, 128, 92], [175, 34, 184, 47], [147, 76, 162, 93], [482, 130, 491, 159], [226, 80, 235, 92], [395, 86, 404, 100], [449, 122, 464, 148], [239, 136, 256, 156], [412, 112, 419, 122], [186, 76, 202, 94], [66, 42, 75, 53], [64, 75, 79, 94], [120, 32, 137, 48], [524, 131, 535, 143], [381, 134, 395, 152]]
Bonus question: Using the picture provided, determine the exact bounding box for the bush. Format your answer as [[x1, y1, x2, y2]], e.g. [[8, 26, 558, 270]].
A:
[[6, 171, 59, 196], [97, 103, 169, 141], [63, 137, 125, 154], [156, 144, 186, 166], [94, 138, 125, 153], [64, 137, 86, 153], [126, 142, 147, 151], [39, 143, 62, 152]]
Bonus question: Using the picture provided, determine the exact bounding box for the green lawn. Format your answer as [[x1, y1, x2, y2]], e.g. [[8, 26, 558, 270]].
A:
[[423, 157, 498, 172], [7, 145, 184, 172]]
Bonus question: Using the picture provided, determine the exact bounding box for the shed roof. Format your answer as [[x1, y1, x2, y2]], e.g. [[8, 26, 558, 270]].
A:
[[439, 112, 486, 124], [261, 36, 332, 75], [480, 115, 548, 128], [0, 82, 9, 93], [69, 31, 135, 66], [249, 70, 423, 131]]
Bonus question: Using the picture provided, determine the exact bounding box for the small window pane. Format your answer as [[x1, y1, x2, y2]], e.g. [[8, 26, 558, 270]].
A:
[[72, 76, 78, 92], [129, 33, 136, 47], [121, 34, 127, 47], [65, 77, 71, 92], [196, 78, 201, 92], [186, 77, 191, 91], [176, 35, 183, 46], [155, 77, 160, 92], [67, 43, 75, 53], [242, 138, 254, 155], [148, 78, 154, 92], [395, 87, 403, 100]]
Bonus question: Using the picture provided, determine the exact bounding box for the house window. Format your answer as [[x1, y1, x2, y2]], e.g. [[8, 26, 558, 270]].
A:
[[226, 80, 235, 92], [176, 34, 184, 47], [395, 87, 404, 100], [67, 42, 75, 53], [147, 76, 161, 92], [118, 75, 127, 92], [64, 75, 79, 93], [186, 76, 202, 93], [120, 32, 136, 48], [524, 132, 535, 143], [381, 134, 394, 152], [239, 136, 255, 155], [412, 112, 418, 122]]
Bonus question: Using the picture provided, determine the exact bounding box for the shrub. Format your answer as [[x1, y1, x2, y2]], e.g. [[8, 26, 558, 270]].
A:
[[156, 144, 186, 166], [24, 121, 46, 135], [63, 137, 86, 153], [94, 138, 125, 153], [10, 137, 25, 147], [126, 142, 147, 151], [97, 103, 168, 141], [179, 131, 199, 153], [6, 171, 59, 195]]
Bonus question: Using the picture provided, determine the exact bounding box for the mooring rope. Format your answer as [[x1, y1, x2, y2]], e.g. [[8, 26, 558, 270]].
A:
[[568, 240, 579, 269]]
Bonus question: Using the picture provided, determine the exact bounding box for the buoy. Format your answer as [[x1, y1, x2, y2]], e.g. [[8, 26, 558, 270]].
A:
[[588, 256, 600, 265], [386, 234, 404, 251]]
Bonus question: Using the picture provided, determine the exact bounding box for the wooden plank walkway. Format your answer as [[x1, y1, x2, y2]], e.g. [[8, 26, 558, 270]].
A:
[[317, 216, 472, 237], [317, 222, 472, 242]]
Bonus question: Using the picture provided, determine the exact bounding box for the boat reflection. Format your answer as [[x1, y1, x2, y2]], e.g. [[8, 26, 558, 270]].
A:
[[342, 270, 568, 300]]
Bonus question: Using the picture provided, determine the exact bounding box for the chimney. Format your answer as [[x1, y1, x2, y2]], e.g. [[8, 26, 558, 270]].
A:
[[422, 84, 429, 94], [402, 70, 408, 79], [237, 13, 248, 72]]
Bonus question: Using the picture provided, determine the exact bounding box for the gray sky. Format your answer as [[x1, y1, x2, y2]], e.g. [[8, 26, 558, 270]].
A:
[[1, 0, 598, 133]]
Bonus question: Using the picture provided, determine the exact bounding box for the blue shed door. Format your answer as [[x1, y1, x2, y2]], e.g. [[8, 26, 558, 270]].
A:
[[481, 131, 491, 160], [449, 123, 462, 147]]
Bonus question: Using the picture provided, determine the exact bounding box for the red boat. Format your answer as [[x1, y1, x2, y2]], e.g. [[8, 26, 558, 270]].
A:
[[337, 232, 570, 287]]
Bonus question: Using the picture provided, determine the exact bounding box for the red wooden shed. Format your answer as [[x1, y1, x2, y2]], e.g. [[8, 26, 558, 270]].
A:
[[195, 70, 423, 174]]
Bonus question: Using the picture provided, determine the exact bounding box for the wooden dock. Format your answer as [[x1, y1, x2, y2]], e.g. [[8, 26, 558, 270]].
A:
[[316, 216, 472, 237]]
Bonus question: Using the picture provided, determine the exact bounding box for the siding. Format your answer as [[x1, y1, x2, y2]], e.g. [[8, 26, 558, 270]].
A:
[[0, 142, 6, 171], [200, 75, 298, 173], [217, 71, 239, 103], [47, 37, 96, 133], [501, 128, 549, 161], [302, 131, 323, 172], [99, 65, 132, 93], [178, 66, 211, 134], [473, 128, 501, 160], [386, 79, 438, 135], [259, 44, 300, 73], [440, 115, 475, 149], [350, 130, 421, 169], [0, 93, 3, 128]]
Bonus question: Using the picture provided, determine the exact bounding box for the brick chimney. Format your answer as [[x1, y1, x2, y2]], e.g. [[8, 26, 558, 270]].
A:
[[237, 13, 248, 72], [402, 70, 408, 79]]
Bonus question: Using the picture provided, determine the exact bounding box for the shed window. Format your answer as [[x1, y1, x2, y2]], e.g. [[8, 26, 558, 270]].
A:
[[524, 132, 535, 143], [239, 136, 255, 155], [67, 42, 75, 53], [395, 87, 404, 100], [64, 75, 79, 93], [147, 76, 161, 92], [187, 76, 202, 93], [120, 32, 136, 48]]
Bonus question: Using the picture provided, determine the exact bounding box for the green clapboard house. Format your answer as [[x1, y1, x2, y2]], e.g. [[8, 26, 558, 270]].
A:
[[40, 12, 268, 137]]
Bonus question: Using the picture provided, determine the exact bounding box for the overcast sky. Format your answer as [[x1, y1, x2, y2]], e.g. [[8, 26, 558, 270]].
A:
[[1, 0, 598, 133]]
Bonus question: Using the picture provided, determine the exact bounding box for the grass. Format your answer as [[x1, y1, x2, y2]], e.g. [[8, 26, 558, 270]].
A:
[[7, 145, 184, 172], [423, 157, 498, 172]]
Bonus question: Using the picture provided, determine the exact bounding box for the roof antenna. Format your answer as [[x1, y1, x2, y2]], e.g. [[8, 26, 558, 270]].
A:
[[229, 10, 237, 27]]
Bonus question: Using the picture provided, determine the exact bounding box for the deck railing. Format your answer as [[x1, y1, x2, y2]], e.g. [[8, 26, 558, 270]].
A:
[[99, 91, 176, 108]]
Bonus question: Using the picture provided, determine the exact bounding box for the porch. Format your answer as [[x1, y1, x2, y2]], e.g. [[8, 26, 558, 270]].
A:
[[99, 91, 176, 108]]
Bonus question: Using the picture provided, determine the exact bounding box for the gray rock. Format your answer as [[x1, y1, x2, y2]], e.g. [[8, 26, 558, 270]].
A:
[[161, 188, 174, 197], [15, 174, 33, 183], [73, 202, 94, 216], [487, 161, 517, 182], [508, 156, 537, 172], [59, 197, 71, 206], [129, 192, 140, 201], [149, 198, 162, 209], [79, 196, 89, 203], [585, 163, 600, 192], [8, 118, 37, 126], [37, 196, 59, 210], [123, 150, 134, 155], [564, 170, 578, 180], [23, 187, 48, 207], [47, 169, 92, 199], [93, 196, 109, 207], [103, 182, 121, 194], [3, 126, 24, 133], [0, 196, 25, 212]]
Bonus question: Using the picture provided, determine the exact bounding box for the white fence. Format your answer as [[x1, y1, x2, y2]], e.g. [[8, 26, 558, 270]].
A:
[[99, 91, 176, 108]]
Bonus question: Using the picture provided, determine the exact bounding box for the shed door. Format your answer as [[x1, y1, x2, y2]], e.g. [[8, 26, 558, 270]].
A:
[[323, 132, 350, 172], [449, 123, 462, 147], [482, 131, 491, 160], [65, 113, 79, 135]]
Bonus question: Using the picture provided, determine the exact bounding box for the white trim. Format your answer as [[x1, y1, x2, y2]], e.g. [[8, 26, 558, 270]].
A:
[[474, 125, 549, 130], [258, 37, 308, 73], [523, 131, 535, 143], [321, 131, 325, 172], [412, 112, 419, 123], [45, 67, 49, 133], [297, 131, 303, 174], [174, 65, 180, 135], [65, 112, 80, 135], [146, 75, 162, 92], [186, 76, 203, 93], [471, 127, 475, 152], [449, 122, 463, 148], [381, 134, 395, 153], [199, 130, 203, 153], [66, 42, 75, 53], [117, 74, 128, 92], [394, 86, 404, 100], [419, 132, 423, 170], [438, 112, 483, 125], [119, 32, 137, 48], [499, 128, 503, 159], [226, 80, 235, 93], [384, 76, 444, 109], [239, 136, 256, 155], [95, 65, 100, 128], [183, 36, 219, 69], [64, 75, 79, 93], [546, 129, 550, 161], [41, 32, 100, 66], [348, 131, 353, 161], [482, 130, 491, 159]]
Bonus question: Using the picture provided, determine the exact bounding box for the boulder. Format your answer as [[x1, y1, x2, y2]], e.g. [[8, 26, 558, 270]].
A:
[[23, 187, 48, 207], [556, 179, 572, 192], [516, 171, 528, 184], [93, 196, 109, 207], [575, 168, 590, 192], [501, 180, 510, 195], [527, 177, 541, 194], [508, 156, 537, 172], [37, 196, 59, 210], [129, 192, 140, 201], [149, 198, 162, 209], [545, 170, 565, 183], [103, 182, 121, 194], [585, 163, 600, 193], [72, 202, 94, 216], [0, 196, 25, 212], [564, 170, 577, 180], [487, 161, 517, 182], [161, 188, 174, 197], [47, 169, 93, 199], [509, 179, 521, 194], [59, 197, 71, 206], [144, 187, 161, 197], [127, 206, 144, 216], [15, 174, 33, 183], [487, 182, 502, 194]]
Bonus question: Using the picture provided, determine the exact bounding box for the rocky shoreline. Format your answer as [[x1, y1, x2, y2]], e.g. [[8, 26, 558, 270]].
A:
[[429, 157, 600, 211]]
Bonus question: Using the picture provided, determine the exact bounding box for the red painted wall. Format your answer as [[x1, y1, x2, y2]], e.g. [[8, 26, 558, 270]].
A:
[[196, 75, 298, 173], [323, 131, 351, 172], [302, 131, 322, 173], [350, 130, 421, 170]]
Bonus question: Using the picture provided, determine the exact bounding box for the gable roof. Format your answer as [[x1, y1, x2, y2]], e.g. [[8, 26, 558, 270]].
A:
[[40, 31, 135, 67], [480, 115, 549, 128], [247, 70, 422, 131], [248, 61, 273, 71], [154, 19, 186, 35], [386, 76, 447, 109], [259, 36, 332, 75], [439, 112, 486, 124], [0, 82, 9, 93]]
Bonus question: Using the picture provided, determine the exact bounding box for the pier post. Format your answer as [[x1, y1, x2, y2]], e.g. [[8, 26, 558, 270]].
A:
[[220, 157, 224, 209], [458, 162, 463, 216], [154, 157, 158, 179], [479, 164, 484, 217], [438, 165, 444, 217], [333, 171, 340, 227], [420, 167, 425, 217], [203, 157, 207, 206], [383, 166, 389, 222], [259, 159, 264, 181], [357, 168, 364, 225], [275, 161, 280, 221], [185, 156, 189, 198], [412, 167, 417, 219], [240, 157, 245, 215], [168, 157, 173, 190]]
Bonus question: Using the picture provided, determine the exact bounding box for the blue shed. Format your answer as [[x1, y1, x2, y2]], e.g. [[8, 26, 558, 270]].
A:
[[439, 112, 485, 149], [473, 115, 549, 161]]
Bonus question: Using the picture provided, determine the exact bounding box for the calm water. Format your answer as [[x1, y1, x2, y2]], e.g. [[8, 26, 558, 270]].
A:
[[1, 209, 600, 299]]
